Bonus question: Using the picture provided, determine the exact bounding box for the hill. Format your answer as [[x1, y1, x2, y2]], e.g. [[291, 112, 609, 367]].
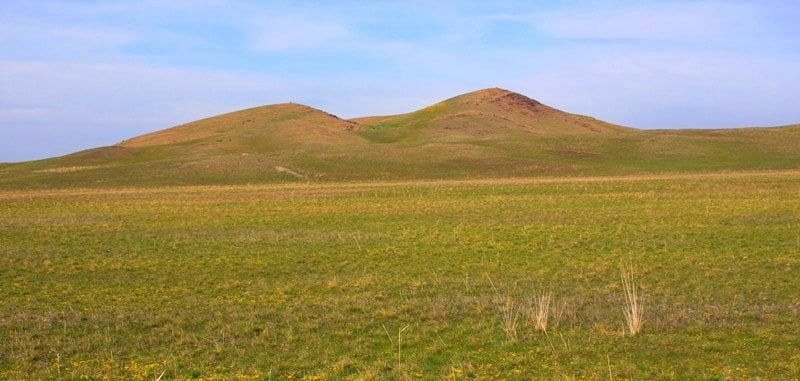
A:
[[356, 88, 630, 143], [119, 102, 363, 149], [0, 103, 369, 187], [1, 88, 800, 188]]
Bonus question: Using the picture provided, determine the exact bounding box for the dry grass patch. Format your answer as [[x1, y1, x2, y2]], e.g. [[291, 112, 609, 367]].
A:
[[528, 290, 553, 334], [621, 263, 644, 336]]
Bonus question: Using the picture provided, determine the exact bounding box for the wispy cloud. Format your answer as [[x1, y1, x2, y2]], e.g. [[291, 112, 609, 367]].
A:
[[515, 48, 800, 128], [492, 1, 754, 42], [0, 59, 294, 159], [0, 22, 139, 59], [248, 12, 351, 52]]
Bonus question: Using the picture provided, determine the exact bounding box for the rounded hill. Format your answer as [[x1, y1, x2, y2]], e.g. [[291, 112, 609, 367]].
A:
[[356, 88, 631, 143]]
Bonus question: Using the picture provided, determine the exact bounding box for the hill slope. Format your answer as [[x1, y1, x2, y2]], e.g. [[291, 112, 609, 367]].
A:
[[2, 88, 800, 188], [0, 103, 368, 187]]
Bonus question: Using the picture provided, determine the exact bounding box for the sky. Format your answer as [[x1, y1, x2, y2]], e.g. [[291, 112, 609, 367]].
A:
[[2, 1, 800, 162]]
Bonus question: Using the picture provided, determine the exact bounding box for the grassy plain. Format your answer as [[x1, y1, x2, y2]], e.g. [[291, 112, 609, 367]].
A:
[[2, 171, 800, 379]]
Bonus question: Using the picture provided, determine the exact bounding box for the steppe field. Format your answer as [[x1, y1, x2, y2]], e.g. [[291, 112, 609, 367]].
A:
[[2, 170, 799, 379]]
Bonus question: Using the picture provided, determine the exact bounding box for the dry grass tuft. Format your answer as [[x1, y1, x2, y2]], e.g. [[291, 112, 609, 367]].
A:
[[621, 264, 644, 336], [485, 274, 521, 342], [499, 296, 521, 342], [528, 290, 552, 334]]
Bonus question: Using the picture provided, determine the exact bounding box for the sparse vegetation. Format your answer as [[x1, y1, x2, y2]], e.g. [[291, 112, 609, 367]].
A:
[[2, 172, 799, 378], [498, 296, 521, 342]]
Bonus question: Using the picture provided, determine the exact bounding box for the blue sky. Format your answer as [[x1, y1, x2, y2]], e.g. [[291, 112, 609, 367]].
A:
[[2, 0, 799, 162]]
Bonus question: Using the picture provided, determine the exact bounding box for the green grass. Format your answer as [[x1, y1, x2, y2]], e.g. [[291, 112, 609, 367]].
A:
[[2, 172, 799, 379], [4, 127, 800, 190]]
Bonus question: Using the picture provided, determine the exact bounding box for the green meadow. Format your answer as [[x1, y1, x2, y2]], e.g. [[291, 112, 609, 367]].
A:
[[2, 171, 799, 379]]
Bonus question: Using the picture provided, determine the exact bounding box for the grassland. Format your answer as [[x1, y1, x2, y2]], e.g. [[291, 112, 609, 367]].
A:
[[2, 171, 799, 379]]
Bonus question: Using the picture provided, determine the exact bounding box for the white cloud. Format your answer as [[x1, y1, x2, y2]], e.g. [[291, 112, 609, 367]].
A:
[[249, 12, 351, 52], [0, 106, 52, 122], [493, 1, 753, 42], [0, 21, 139, 52]]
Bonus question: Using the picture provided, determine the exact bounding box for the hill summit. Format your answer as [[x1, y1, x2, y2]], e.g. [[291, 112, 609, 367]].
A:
[[355, 88, 629, 144], [450, 87, 545, 109], [120, 103, 364, 149]]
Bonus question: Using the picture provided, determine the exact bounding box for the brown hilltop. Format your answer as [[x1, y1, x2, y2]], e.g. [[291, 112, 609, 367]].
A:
[[455, 87, 544, 109], [442, 88, 631, 133], [120, 102, 364, 149], [356, 88, 631, 143]]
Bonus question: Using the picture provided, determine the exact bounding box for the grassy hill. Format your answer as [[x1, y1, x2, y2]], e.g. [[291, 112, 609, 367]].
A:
[[2, 88, 799, 188], [0, 103, 367, 188], [356, 88, 630, 144], [119, 102, 364, 149]]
